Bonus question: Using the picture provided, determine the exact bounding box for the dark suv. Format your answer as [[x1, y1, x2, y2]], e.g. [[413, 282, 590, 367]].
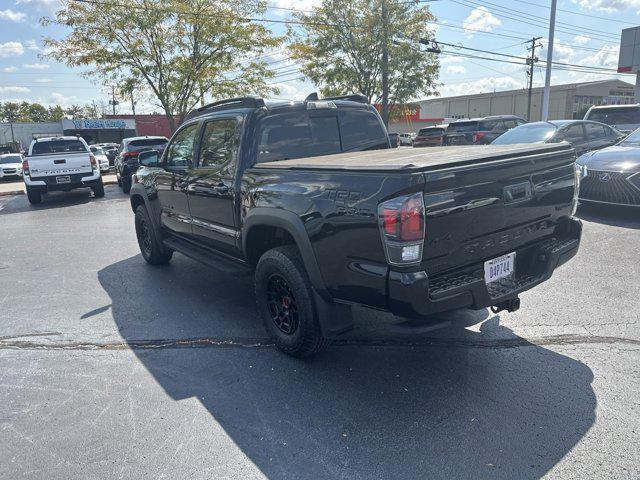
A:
[[445, 115, 526, 145], [115, 136, 168, 193]]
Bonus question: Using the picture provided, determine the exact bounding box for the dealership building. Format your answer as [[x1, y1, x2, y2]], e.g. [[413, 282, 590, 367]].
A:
[[389, 79, 636, 133]]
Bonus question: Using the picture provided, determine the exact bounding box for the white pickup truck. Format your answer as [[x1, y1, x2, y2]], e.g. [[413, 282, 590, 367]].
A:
[[23, 136, 104, 204]]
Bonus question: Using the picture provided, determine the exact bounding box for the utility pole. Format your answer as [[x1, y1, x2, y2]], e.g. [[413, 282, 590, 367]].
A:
[[109, 86, 119, 115], [381, 0, 390, 128], [541, 0, 557, 121], [526, 37, 542, 122]]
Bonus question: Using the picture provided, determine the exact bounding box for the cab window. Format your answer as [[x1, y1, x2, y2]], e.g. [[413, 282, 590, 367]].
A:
[[197, 118, 239, 175]]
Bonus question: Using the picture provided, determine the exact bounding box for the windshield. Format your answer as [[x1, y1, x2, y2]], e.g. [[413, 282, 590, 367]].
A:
[[32, 140, 87, 155], [492, 123, 557, 144], [128, 139, 168, 153], [0, 155, 21, 164], [587, 107, 640, 126], [90, 147, 105, 155], [619, 128, 640, 145], [447, 121, 478, 133]]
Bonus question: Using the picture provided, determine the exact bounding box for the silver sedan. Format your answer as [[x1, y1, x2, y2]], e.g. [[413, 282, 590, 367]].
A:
[[577, 129, 640, 207]]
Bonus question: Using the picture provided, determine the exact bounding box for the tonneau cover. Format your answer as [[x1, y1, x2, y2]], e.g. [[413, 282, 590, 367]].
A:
[[254, 143, 573, 173]]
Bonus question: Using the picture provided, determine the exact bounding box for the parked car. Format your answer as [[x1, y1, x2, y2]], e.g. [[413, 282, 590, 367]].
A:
[[584, 104, 640, 134], [492, 120, 623, 156], [388, 133, 400, 147], [398, 133, 415, 146], [129, 95, 581, 358], [89, 145, 110, 173], [114, 136, 168, 193], [0, 153, 24, 180], [23, 136, 104, 204], [99, 143, 119, 165], [413, 125, 448, 147], [576, 127, 640, 207], [444, 115, 527, 145]]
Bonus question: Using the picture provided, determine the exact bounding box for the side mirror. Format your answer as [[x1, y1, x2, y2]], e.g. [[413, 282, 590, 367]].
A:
[[139, 150, 159, 167]]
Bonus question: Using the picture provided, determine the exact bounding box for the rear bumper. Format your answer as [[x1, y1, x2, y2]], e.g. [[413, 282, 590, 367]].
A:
[[386, 217, 582, 319], [24, 170, 101, 190]]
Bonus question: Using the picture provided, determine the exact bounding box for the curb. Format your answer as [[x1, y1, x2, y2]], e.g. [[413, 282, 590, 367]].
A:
[[0, 180, 118, 198]]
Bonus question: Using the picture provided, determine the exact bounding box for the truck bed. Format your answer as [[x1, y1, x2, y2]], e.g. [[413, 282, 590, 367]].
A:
[[255, 143, 573, 172]]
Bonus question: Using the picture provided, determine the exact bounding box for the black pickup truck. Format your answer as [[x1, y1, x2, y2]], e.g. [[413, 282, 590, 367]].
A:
[[129, 95, 582, 358]]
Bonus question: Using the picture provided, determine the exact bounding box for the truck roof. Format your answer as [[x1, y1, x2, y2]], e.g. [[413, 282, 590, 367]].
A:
[[254, 143, 573, 173]]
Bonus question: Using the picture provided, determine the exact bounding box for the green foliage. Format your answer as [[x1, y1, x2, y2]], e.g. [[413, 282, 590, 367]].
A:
[[289, 0, 439, 123], [42, 0, 284, 130], [0, 101, 107, 122]]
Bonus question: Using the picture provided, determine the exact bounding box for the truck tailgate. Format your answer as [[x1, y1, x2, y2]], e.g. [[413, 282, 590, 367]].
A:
[[28, 152, 93, 179], [421, 144, 577, 275]]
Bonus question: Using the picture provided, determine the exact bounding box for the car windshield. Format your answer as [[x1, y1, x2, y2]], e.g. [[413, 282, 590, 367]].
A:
[[0, 155, 21, 164], [619, 128, 640, 145], [90, 147, 105, 155], [587, 107, 640, 126], [447, 121, 478, 133], [31, 140, 87, 155], [492, 123, 557, 144], [128, 139, 168, 153]]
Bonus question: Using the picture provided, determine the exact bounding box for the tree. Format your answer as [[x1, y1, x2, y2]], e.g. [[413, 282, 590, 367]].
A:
[[25, 103, 50, 122], [65, 104, 85, 119], [43, 0, 283, 131], [47, 105, 65, 121], [288, 0, 439, 125]]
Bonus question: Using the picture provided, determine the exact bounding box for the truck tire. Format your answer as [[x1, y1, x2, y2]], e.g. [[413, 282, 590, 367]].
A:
[[92, 178, 105, 198], [255, 245, 329, 358], [122, 174, 132, 194], [26, 186, 42, 205], [134, 205, 173, 265]]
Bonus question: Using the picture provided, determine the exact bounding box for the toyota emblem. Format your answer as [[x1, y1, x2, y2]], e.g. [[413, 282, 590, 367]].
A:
[[599, 172, 611, 182]]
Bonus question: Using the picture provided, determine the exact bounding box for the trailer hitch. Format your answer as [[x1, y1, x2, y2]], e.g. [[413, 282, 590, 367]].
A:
[[490, 297, 520, 314]]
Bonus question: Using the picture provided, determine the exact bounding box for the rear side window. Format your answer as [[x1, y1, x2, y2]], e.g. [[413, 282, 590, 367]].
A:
[[32, 140, 87, 155], [447, 121, 478, 132], [257, 112, 341, 162], [560, 124, 585, 143], [340, 110, 387, 151]]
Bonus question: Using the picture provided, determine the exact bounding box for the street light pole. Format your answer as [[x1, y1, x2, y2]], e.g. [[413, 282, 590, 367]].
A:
[[541, 0, 557, 121], [381, 0, 390, 128]]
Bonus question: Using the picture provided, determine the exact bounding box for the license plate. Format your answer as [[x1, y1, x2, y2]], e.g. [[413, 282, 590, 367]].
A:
[[56, 175, 71, 184], [484, 252, 516, 284]]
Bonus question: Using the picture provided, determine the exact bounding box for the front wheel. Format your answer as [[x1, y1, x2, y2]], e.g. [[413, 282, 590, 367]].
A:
[[255, 245, 329, 358], [134, 205, 173, 265]]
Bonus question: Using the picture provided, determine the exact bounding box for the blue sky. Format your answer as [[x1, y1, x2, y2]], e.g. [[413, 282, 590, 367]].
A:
[[0, 0, 638, 113]]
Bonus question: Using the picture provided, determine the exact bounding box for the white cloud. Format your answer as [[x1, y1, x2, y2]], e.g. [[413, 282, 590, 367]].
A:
[[573, 35, 591, 45], [463, 7, 501, 38], [0, 41, 24, 58], [571, 0, 640, 13], [446, 65, 466, 74], [1, 66, 18, 72], [34, 78, 52, 83], [0, 86, 30, 94], [49, 92, 78, 107], [0, 9, 27, 22], [441, 76, 523, 97], [440, 56, 464, 65], [23, 62, 49, 69], [580, 44, 620, 68], [268, 80, 310, 101], [25, 39, 41, 51]]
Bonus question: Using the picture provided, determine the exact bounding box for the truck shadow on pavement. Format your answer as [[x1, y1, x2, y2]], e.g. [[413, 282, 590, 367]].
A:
[[98, 255, 596, 480]]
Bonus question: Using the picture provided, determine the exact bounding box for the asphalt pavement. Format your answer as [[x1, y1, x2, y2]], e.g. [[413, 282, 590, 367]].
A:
[[0, 186, 638, 479]]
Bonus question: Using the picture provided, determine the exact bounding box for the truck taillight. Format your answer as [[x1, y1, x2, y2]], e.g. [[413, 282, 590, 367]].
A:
[[22, 159, 29, 176], [378, 192, 425, 265], [90, 154, 97, 169]]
